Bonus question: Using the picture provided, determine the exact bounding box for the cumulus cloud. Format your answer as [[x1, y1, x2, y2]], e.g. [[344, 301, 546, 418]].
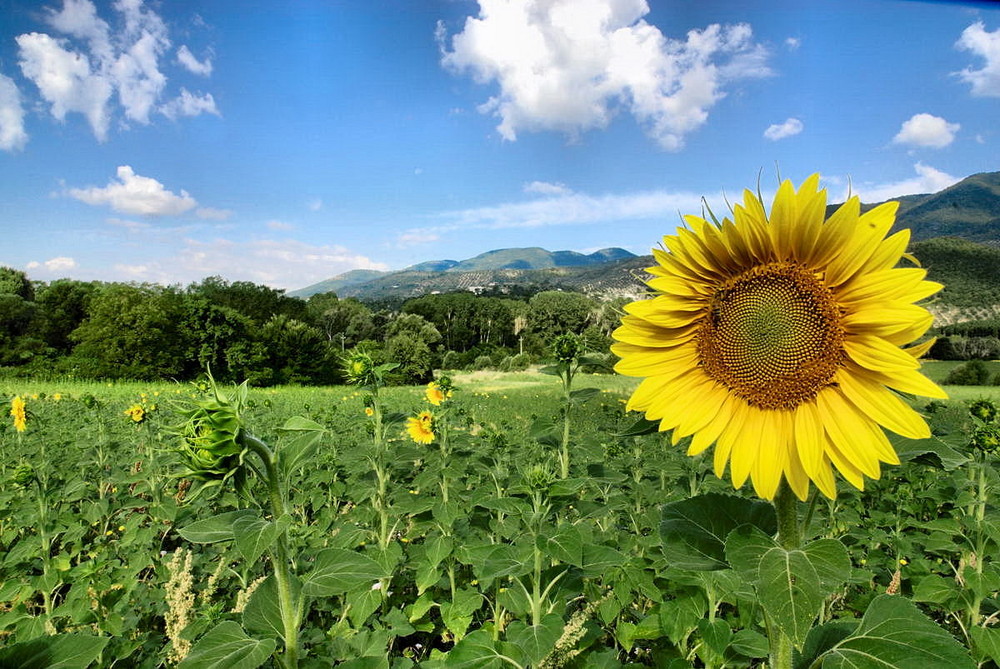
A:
[[524, 180, 573, 196], [14, 0, 217, 141], [26, 256, 77, 274], [160, 88, 219, 120], [955, 21, 1000, 97], [112, 238, 389, 290], [68, 165, 197, 216], [439, 0, 770, 150], [763, 117, 802, 141], [785, 37, 801, 51], [176, 44, 213, 76], [893, 113, 959, 149], [0, 74, 28, 151], [851, 162, 960, 203]]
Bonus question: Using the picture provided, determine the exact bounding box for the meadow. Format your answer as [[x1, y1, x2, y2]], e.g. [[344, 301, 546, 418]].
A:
[[0, 362, 997, 668]]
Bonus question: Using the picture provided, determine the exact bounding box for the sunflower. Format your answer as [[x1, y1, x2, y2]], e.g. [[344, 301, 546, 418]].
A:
[[10, 396, 27, 433], [612, 175, 946, 501], [425, 382, 447, 406], [406, 411, 435, 444], [124, 404, 146, 423]]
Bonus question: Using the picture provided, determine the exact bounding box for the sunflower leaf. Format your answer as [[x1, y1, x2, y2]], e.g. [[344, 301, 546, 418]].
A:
[[660, 493, 777, 571]]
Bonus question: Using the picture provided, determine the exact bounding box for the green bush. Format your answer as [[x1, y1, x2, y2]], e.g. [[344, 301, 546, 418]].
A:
[[944, 359, 991, 385]]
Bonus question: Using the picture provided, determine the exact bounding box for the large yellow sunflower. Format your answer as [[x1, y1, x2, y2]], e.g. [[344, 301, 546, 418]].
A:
[[406, 411, 436, 444], [10, 396, 27, 433], [612, 175, 946, 501]]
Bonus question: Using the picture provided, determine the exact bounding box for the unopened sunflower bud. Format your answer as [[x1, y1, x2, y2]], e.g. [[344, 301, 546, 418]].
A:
[[551, 333, 583, 364], [171, 379, 249, 481], [970, 399, 998, 424], [12, 463, 35, 487], [972, 425, 1000, 455]]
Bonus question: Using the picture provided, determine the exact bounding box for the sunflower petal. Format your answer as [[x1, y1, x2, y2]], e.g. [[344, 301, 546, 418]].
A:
[[844, 335, 921, 372], [815, 389, 882, 478], [835, 369, 931, 439]]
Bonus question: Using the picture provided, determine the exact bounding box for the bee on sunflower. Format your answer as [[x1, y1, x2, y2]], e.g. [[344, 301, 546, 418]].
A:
[[613, 175, 945, 501]]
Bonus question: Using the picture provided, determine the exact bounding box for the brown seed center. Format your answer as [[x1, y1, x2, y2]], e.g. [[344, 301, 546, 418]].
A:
[[697, 262, 844, 409]]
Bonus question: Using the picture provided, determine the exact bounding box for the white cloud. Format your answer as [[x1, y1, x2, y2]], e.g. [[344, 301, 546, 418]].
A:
[[955, 21, 1000, 97], [267, 220, 295, 231], [15, 0, 216, 141], [398, 186, 710, 245], [176, 45, 213, 76], [195, 206, 232, 221], [785, 37, 801, 51], [524, 180, 573, 196], [397, 231, 441, 247], [0, 74, 28, 151], [308, 198, 323, 212], [68, 165, 197, 216], [851, 162, 960, 203], [111, 238, 389, 290], [439, 0, 770, 150], [107, 216, 150, 231], [160, 88, 219, 120], [892, 113, 959, 149], [26, 256, 77, 274], [763, 117, 802, 141]]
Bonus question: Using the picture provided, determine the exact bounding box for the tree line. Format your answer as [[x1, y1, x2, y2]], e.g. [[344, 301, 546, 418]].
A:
[[0, 267, 625, 385]]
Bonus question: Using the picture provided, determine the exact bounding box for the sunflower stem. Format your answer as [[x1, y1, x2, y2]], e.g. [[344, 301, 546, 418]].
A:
[[770, 480, 800, 669]]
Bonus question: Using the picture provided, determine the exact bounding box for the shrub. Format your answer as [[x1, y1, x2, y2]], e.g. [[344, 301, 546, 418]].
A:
[[944, 359, 991, 385]]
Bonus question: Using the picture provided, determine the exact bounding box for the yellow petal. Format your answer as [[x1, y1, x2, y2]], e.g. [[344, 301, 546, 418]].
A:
[[612, 343, 699, 376], [824, 201, 897, 287], [672, 381, 729, 443], [841, 304, 934, 338], [858, 229, 909, 275], [812, 197, 861, 268], [793, 401, 826, 479], [904, 338, 936, 360], [687, 394, 737, 456], [844, 335, 921, 372], [714, 400, 750, 478], [825, 436, 869, 490], [751, 410, 789, 500], [837, 268, 927, 304], [783, 437, 813, 501], [815, 389, 882, 478], [768, 179, 798, 261], [730, 406, 766, 488], [811, 454, 839, 499], [858, 363, 948, 399], [835, 369, 931, 440]]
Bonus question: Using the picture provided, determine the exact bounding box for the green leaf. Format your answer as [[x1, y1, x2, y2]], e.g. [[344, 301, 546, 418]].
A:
[[912, 574, 960, 605], [278, 416, 326, 481], [794, 621, 857, 669], [569, 387, 601, 404], [971, 626, 1000, 665], [891, 433, 968, 471], [803, 538, 851, 594], [507, 613, 563, 665], [614, 415, 661, 437], [757, 546, 823, 648], [820, 594, 975, 668], [660, 493, 777, 570], [177, 510, 255, 544], [440, 588, 484, 641], [730, 629, 769, 658], [725, 524, 777, 579], [424, 535, 454, 568], [177, 621, 276, 669], [529, 416, 560, 448], [0, 634, 110, 669], [475, 544, 531, 582], [242, 573, 300, 642], [698, 618, 732, 656], [580, 543, 625, 575], [444, 628, 521, 668], [545, 525, 585, 567], [232, 514, 288, 563], [301, 548, 390, 597]]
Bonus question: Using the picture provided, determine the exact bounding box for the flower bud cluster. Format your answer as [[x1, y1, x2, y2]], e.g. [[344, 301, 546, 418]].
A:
[[172, 381, 248, 481]]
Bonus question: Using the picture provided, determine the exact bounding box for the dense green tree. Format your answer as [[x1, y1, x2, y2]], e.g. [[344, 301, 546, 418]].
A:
[[403, 292, 516, 351], [526, 290, 596, 339], [69, 283, 188, 379], [0, 266, 34, 300], [179, 299, 268, 382], [34, 279, 98, 353], [257, 315, 339, 386], [306, 293, 376, 349], [188, 276, 305, 325]]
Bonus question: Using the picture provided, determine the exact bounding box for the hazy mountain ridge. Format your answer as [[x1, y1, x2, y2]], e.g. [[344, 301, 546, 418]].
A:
[[292, 171, 1000, 305]]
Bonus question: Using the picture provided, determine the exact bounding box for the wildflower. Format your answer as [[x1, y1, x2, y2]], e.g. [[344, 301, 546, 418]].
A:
[[164, 548, 195, 663], [10, 396, 27, 432], [124, 404, 146, 423], [406, 411, 435, 444], [365, 407, 375, 417], [425, 377, 454, 406], [613, 175, 946, 500]]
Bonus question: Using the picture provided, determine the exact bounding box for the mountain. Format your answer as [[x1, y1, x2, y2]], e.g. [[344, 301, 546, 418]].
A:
[[290, 247, 637, 298], [290, 172, 1000, 306]]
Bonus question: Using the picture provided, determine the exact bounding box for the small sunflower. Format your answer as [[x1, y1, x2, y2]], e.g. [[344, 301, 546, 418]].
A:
[[406, 411, 435, 444], [612, 175, 946, 501], [365, 407, 375, 417], [10, 396, 27, 432], [125, 404, 146, 423]]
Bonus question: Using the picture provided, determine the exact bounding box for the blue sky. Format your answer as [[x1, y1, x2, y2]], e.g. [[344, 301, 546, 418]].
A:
[[1, 0, 998, 291]]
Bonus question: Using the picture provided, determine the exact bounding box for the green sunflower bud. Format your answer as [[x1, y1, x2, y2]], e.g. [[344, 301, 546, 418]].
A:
[[969, 399, 998, 424], [12, 463, 35, 487], [524, 463, 555, 490], [344, 351, 376, 386], [972, 425, 1000, 455], [551, 333, 583, 364], [171, 379, 249, 481]]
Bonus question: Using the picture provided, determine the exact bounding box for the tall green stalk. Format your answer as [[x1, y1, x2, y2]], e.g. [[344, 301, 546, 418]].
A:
[[770, 481, 800, 669]]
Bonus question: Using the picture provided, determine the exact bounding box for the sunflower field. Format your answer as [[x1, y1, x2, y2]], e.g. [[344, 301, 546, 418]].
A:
[[0, 364, 995, 669], [2, 177, 1000, 668]]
